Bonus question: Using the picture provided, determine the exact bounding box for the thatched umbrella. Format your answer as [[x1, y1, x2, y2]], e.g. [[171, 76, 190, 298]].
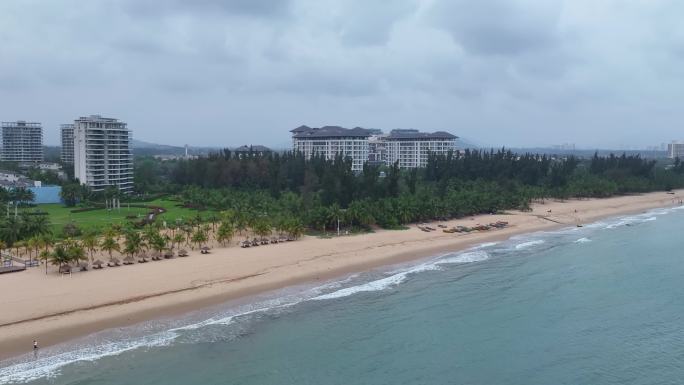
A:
[[151, 251, 162, 261], [164, 249, 175, 259], [93, 259, 104, 269], [200, 246, 210, 254], [59, 265, 71, 274], [178, 249, 189, 257], [123, 256, 135, 265], [109, 257, 121, 267], [78, 262, 89, 271], [138, 253, 149, 263]]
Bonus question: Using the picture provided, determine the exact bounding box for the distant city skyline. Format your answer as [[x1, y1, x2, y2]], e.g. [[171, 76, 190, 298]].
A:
[[2, 1, 684, 149]]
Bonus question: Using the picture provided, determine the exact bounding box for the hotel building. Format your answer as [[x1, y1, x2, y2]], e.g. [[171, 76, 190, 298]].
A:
[[383, 129, 458, 169], [1, 121, 43, 162], [60, 124, 75, 164], [291, 125, 373, 172], [667, 142, 684, 159], [73, 115, 134, 193], [291, 126, 458, 170]]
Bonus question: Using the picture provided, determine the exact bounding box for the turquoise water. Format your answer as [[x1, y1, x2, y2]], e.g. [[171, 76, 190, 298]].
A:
[[3, 207, 684, 384]]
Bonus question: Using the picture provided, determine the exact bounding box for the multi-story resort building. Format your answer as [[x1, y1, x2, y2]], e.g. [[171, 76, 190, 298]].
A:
[[667, 142, 684, 159], [60, 124, 75, 164], [383, 129, 458, 169], [1, 121, 43, 162], [73, 115, 134, 193], [291, 125, 374, 172], [291, 125, 458, 170]]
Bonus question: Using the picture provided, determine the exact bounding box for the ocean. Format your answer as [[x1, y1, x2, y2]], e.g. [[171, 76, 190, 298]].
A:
[[2, 207, 684, 384]]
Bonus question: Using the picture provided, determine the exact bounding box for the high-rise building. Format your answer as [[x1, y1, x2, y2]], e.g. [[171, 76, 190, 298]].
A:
[[1, 121, 43, 162], [383, 129, 458, 169], [60, 124, 75, 164], [73, 115, 133, 193], [291, 125, 373, 172]]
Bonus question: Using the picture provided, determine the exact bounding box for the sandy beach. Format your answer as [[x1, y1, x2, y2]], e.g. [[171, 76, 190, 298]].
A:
[[0, 191, 682, 360]]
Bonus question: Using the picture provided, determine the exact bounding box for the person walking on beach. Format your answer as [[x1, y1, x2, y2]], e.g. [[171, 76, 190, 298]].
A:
[[33, 340, 38, 350]]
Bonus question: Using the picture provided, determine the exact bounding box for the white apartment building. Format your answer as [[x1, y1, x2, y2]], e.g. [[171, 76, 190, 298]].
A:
[[667, 142, 684, 159], [73, 115, 134, 193], [1, 121, 43, 162], [60, 123, 75, 164], [291, 125, 373, 172], [383, 129, 458, 169]]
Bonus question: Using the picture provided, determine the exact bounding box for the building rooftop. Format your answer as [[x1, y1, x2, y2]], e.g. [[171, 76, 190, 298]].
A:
[[291, 125, 375, 138], [387, 129, 458, 140], [2, 121, 42, 128], [234, 145, 272, 153]]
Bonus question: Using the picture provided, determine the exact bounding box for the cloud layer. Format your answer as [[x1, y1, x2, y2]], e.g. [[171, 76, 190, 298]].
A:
[[1, 0, 683, 149]]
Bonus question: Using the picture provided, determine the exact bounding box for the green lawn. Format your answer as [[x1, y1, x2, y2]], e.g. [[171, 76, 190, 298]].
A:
[[35, 199, 220, 235]]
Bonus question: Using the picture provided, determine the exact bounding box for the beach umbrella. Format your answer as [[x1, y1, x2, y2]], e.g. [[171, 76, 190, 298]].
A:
[[178, 249, 189, 257], [164, 249, 175, 259], [123, 256, 135, 264]]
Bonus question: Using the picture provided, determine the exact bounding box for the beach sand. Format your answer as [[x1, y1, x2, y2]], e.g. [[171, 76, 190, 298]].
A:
[[0, 191, 682, 359]]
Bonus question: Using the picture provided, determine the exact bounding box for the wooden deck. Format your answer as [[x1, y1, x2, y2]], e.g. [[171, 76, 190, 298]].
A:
[[0, 266, 26, 274]]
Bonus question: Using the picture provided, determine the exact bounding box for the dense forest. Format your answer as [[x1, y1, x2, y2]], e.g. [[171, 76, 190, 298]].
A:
[[134, 149, 684, 231]]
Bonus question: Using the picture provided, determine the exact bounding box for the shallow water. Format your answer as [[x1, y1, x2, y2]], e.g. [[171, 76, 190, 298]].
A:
[[2, 207, 684, 384]]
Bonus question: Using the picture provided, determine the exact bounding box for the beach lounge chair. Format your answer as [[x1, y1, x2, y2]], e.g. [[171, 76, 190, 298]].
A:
[[123, 256, 135, 265], [107, 258, 121, 267], [164, 249, 176, 259], [93, 260, 104, 269], [59, 265, 71, 274], [200, 246, 210, 254], [241, 240, 250, 248], [178, 249, 189, 257]]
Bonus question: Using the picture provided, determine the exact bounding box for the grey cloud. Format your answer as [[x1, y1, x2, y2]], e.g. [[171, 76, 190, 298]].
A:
[[122, 0, 292, 18], [430, 0, 562, 56]]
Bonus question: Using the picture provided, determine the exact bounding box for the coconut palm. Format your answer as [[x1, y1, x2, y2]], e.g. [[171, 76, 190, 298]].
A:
[[190, 228, 208, 250], [66, 240, 87, 266], [50, 244, 71, 270], [26, 236, 40, 264], [148, 232, 167, 256], [123, 231, 144, 259], [172, 233, 185, 250], [81, 231, 99, 263], [216, 221, 234, 247], [100, 235, 120, 263]]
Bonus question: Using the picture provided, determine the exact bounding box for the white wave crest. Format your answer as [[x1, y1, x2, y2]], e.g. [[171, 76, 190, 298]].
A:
[[313, 251, 490, 301], [0, 332, 175, 384], [514, 240, 545, 250], [574, 237, 591, 243]]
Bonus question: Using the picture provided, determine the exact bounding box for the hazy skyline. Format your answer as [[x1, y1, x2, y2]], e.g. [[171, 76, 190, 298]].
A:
[[1, 0, 682, 149]]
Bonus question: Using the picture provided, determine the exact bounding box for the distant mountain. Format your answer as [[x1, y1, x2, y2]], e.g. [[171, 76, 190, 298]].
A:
[[131, 139, 184, 151]]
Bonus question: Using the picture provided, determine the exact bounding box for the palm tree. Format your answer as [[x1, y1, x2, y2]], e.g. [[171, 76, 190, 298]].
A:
[[123, 231, 144, 259], [100, 235, 120, 263], [172, 233, 185, 250], [148, 232, 167, 256], [66, 240, 87, 267], [27, 236, 40, 264], [190, 228, 208, 250], [81, 232, 99, 264], [39, 250, 51, 274], [50, 244, 71, 271], [216, 221, 234, 247], [287, 219, 305, 240]]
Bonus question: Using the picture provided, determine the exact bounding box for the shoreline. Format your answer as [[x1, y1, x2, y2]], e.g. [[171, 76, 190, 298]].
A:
[[1, 191, 682, 361]]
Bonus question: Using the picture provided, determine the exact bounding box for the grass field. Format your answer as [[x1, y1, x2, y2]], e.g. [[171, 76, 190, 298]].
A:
[[34, 199, 219, 235]]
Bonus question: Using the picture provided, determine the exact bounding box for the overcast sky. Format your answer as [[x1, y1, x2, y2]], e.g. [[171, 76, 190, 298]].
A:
[[1, 0, 682, 149]]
